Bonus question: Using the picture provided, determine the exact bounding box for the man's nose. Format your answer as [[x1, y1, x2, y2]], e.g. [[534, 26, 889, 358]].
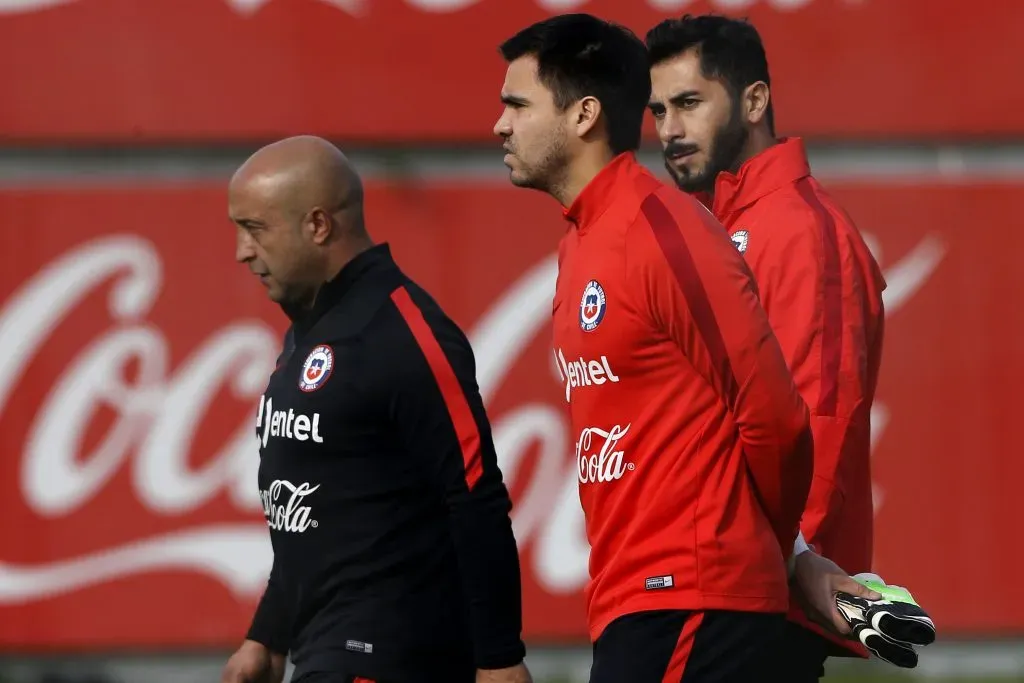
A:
[[235, 228, 256, 264], [657, 111, 685, 143], [494, 111, 512, 138]]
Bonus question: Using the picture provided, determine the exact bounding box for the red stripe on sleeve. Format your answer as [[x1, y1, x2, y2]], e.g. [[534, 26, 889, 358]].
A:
[[390, 286, 484, 490], [641, 194, 739, 405], [795, 181, 843, 417]]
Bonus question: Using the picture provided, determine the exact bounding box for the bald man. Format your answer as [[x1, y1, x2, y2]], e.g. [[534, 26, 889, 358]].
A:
[[222, 137, 532, 683]]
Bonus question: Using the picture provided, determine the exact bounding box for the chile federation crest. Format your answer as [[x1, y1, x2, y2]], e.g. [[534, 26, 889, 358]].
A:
[[299, 344, 334, 392], [579, 279, 607, 332]]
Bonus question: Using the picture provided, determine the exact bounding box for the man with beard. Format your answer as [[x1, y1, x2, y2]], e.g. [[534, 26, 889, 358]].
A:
[[493, 13, 879, 683], [646, 14, 888, 682]]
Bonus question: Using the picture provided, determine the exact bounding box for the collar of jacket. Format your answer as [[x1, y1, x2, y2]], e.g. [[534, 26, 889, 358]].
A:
[[287, 241, 394, 331], [563, 151, 639, 234], [710, 137, 812, 219]]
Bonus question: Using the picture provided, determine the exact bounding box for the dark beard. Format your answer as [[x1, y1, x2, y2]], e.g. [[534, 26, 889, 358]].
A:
[[507, 129, 570, 200], [665, 104, 749, 194]]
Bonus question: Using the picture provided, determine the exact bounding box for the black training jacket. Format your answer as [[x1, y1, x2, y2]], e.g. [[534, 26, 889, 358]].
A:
[[245, 243, 525, 682]]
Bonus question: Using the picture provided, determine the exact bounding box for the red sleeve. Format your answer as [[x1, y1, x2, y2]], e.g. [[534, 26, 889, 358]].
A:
[[749, 187, 884, 552], [631, 191, 813, 553]]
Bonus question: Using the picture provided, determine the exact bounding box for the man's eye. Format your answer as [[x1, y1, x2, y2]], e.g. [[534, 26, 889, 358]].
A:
[[682, 99, 700, 110]]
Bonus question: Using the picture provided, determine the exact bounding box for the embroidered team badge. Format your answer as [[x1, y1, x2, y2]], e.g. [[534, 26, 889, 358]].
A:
[[730, 230, 750, 254], [298, 344, 334, 392], [579, 279, 607, 332]]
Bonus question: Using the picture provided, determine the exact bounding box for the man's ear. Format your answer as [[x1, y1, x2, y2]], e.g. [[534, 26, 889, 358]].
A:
[[743, 81, 770, 126], [574, 96, 603, 138], [306, 207, 333, 245]]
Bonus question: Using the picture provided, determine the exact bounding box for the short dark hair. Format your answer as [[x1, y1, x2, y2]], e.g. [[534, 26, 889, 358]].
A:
[[645, 14, 774, 134], [499, 14, 651, 155]]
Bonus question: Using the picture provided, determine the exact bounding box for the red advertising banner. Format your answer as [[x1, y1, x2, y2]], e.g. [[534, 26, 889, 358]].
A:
[[1, 0, 1022, 142], [0, 179, 1021, 649]]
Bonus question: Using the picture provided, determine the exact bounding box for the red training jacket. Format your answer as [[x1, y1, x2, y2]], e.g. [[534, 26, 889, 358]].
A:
[[553, 152, 813, 642], [707, 138, 886, 655]]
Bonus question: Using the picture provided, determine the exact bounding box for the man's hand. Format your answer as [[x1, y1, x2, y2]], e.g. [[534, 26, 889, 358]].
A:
[[476, 662, 533, 683], [792, 551, 883, 636], [221, 639, 286, 683]]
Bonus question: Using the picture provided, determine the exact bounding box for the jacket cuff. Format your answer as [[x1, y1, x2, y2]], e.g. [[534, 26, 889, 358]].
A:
[[476, 641, 527, 670], [246, 595, 290, 655], [787, 531, 812, 579]]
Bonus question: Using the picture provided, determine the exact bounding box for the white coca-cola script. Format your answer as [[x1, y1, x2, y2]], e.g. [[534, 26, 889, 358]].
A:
[[260, 480, 320, 533], [576, 424, 633, 484], [0, 226, 943, 604]]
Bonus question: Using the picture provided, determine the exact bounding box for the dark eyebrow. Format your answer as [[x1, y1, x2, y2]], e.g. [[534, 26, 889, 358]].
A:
[[668, 90, 701, 105], [649, 90, 701, 110], [501, 93, 530, 107]]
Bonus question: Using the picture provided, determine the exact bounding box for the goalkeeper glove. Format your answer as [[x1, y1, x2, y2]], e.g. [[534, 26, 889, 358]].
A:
[[834, 573, 936, 668]]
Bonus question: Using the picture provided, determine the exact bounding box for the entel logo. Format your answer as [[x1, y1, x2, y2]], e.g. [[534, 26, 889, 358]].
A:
[[256, 395, 324, 447], [554, 349, 620, 402]]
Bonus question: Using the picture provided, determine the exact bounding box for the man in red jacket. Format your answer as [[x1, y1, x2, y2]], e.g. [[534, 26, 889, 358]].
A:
[[494, 13, 878, 683], [646, 14, 887, 681]]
